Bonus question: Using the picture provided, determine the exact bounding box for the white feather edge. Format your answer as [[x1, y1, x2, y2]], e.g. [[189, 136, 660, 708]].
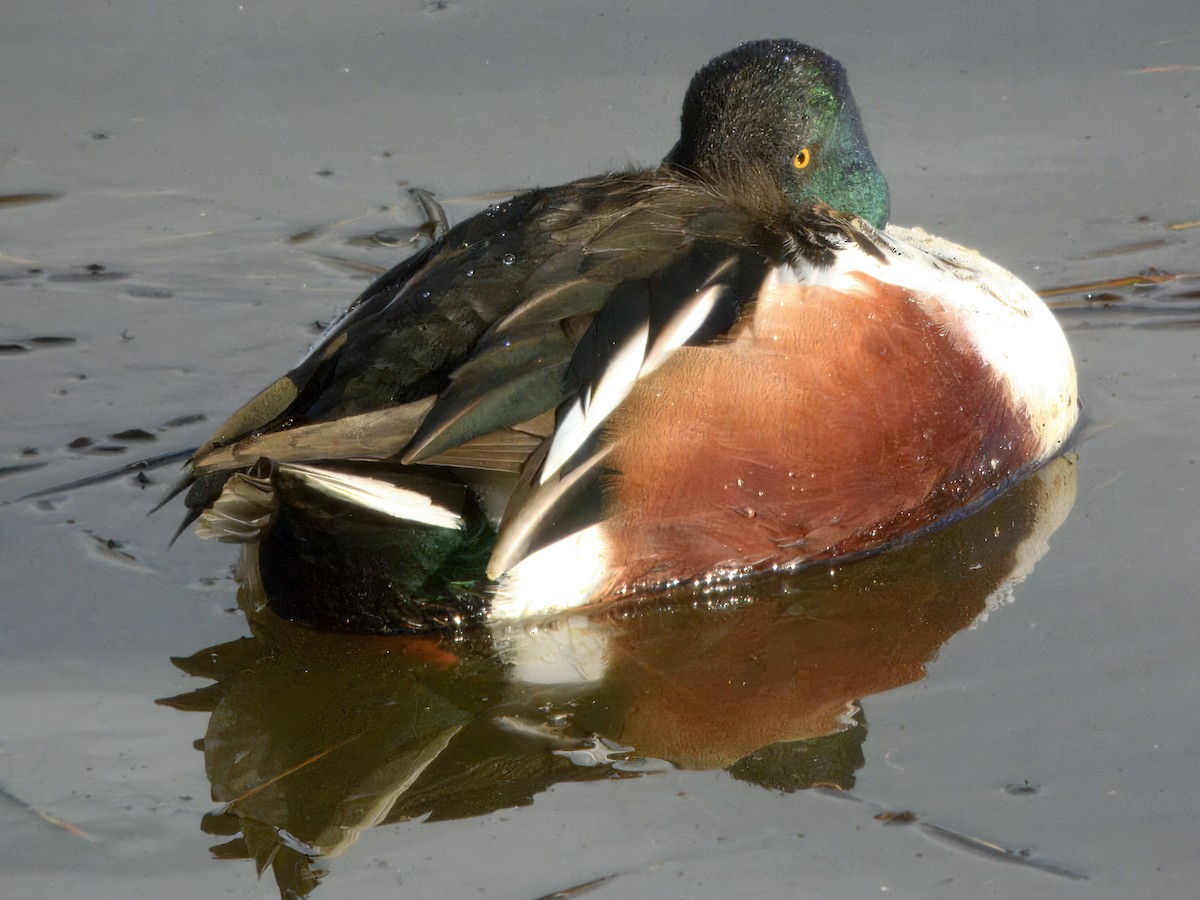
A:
[[538, 281, 725, 485], [791, 225, 1078, 462], [487, 444, 612, 578], [279, 462, 464, 530], [539, 322, 648, 485], [490, 523, 610, 620]]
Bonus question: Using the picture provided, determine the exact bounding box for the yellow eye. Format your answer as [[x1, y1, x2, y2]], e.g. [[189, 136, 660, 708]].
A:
[[792, 148, 812, 169]]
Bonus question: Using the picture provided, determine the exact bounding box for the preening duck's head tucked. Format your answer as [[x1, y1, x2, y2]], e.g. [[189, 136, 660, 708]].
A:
[[665, 39, 889, 228]]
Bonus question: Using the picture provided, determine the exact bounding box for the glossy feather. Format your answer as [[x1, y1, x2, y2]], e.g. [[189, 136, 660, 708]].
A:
[[173, 40, 1077, 627]]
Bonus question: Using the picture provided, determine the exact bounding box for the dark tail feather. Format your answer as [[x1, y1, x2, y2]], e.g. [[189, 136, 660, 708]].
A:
[[150, 464, 200, 514], [168, 506, 203, 546]]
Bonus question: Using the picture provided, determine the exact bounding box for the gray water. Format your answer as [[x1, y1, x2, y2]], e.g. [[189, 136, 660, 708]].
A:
[[2, 1, 1199, 897]]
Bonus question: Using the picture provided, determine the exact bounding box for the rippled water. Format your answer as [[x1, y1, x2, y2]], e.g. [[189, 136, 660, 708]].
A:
[[2, 1, 1198, 897]]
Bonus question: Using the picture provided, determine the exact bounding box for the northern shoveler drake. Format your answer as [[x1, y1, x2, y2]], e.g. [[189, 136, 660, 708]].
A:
[[172, 39, 1078, 624]]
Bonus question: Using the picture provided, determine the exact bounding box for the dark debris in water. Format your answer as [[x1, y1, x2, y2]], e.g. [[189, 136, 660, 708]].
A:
[[110, 428, 157, 442], [46, 265, 129, 282], [3, 262, 131, 285], [84, 531, 140, 566], [287, 225, 325, 244], [10, 409, 206, 503], [17, 446, 195, 501], [533, 873, 621, 900], [0, 335, 77, 355], [161, 413, 208, 429], [0, 192, 60, 207], [29, 335, 76, 345], [1004, 780, 1041, 796], [875, 809, 919, 825], [0, 264, 127, 288], [67, 436, 126, 455], [0, 461, 47, 479], [125, 285, 175, 299]]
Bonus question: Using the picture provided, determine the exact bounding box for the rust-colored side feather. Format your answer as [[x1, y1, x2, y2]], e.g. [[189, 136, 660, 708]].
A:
[[602, 274, 1035, 587]]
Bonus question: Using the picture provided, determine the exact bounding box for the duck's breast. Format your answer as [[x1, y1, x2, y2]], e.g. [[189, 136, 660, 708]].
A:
[[597, 228, 1077, 588]]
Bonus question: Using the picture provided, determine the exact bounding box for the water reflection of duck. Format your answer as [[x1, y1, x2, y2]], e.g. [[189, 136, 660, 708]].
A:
[[160, 457, 1075, 897], [166, 39, 1077, 627]]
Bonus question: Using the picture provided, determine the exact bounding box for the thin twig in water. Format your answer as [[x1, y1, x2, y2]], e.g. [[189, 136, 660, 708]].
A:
[[0, 783, 98, 842], [1122, 64, 1200, 73], [16, 447, 196, 502], [224, 732, 367, 807], [919, 822, 1087, 881], [812, 785, 1087, 881], [533, 873, 622, 899], [1038, 272, 1187, 298]]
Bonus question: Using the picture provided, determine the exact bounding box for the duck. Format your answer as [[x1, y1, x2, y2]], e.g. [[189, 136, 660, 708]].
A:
[[171, 39, 1078, 625]]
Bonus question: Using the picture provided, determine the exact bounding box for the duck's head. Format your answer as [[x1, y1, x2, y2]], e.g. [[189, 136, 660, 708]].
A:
[[665, 39, 889, 228]]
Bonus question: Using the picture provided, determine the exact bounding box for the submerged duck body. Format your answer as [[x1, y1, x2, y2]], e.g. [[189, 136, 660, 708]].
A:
[[178, 40, 1077, 625]]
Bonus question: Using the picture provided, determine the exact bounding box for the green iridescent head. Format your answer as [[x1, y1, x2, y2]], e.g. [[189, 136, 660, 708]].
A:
[[665, 40, 890, 228]]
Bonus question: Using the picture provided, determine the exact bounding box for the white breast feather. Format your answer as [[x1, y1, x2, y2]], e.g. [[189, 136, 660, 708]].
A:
[[790, 225, 1078, 462]]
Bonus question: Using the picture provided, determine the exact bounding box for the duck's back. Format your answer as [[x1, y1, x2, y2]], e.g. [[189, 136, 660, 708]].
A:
[[182, 172, 788, 543]]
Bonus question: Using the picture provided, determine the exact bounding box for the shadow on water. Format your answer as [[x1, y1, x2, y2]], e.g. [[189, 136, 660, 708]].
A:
[[158, 457, 1076, 898]]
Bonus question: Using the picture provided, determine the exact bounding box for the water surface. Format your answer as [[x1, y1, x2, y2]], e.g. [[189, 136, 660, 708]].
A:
[[2, 1, 1198, 897]]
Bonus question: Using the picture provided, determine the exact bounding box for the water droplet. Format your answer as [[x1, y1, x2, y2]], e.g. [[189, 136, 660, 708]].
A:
[[502, 252, 516, 265]]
